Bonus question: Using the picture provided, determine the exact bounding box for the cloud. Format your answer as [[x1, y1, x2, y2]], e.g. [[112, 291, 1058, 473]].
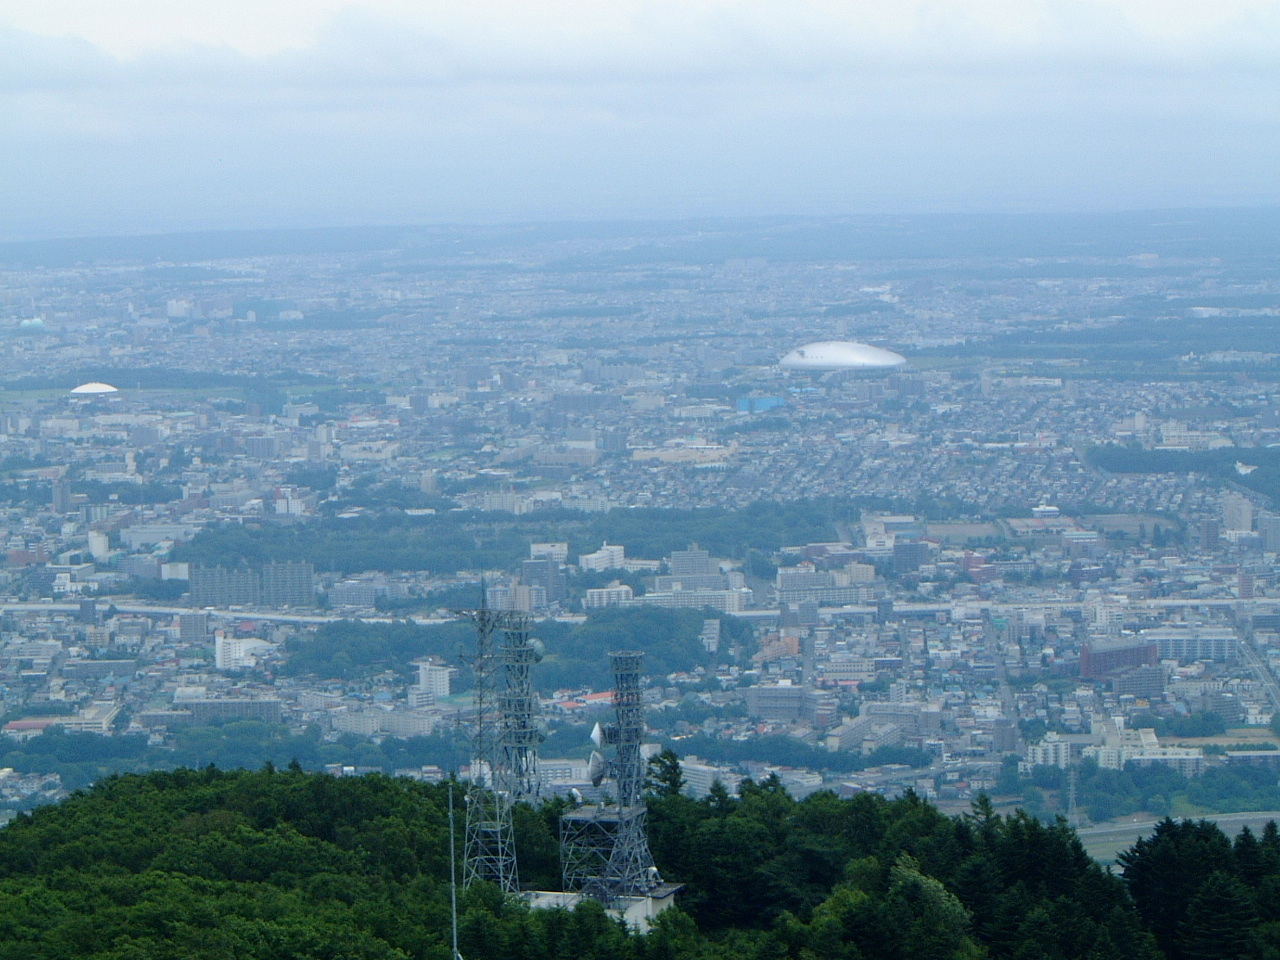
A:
[[6, 2, 1280, 87], [1, 1, 1279, 236]]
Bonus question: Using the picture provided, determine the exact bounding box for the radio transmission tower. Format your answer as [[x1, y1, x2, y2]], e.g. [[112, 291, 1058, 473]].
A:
[[560, 650, 660, 905], [460, 599, 518, 893], [611, 651, 647, 809], [497, 614, 545, 802]]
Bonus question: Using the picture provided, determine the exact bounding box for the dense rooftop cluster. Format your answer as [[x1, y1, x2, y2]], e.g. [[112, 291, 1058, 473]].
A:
[[0, 220, 1279, 828]]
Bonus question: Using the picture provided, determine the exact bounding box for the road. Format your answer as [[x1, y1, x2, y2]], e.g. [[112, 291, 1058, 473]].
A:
[[0, 600, 436, 627], [1077, 811, 1280, 864], [0, 600, 592, 629], [1240, 639, 1280, 712], [6, 592, 1275, 627]]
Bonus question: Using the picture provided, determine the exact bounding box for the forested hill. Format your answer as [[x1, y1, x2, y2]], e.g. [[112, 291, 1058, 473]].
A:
[[0, 766, 1273, 960]]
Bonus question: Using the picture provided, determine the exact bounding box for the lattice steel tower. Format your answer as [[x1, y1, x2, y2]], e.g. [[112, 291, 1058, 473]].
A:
[[497, 614, 545, 802], [610, 651, 646, 807], [460, 600, 519, 893], [560, 650, 659, 904]]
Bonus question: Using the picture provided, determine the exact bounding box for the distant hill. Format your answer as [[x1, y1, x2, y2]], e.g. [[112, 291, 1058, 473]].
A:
[[5, 208, 1280, 268]]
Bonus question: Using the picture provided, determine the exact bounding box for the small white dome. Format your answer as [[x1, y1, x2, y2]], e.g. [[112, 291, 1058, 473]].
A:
[[70, 382, 119, 395]]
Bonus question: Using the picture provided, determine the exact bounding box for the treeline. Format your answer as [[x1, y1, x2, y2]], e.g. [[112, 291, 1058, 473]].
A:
[[1132, 710, 1228, 739], [1118, 818, 1280, 960], [171, 514, 533, 575], [111, 576, 189, 601], [1010, 756, 1280, 821], [0, 480, 180, 509], [658, 733, 931, 774], [1088, 443, 1280, 503], [72, 480, 185, 504], [281, 619, 475, 683], [3, 366, 322, 391], [924, 312, 1280, 364], [578, 499, 857, 560], [1088, 444, 1280, 476], [0, 762, 1190, 960], [170, 499, 865, 576], [0, 724, 468, 793], [282, 607, 751, 692]]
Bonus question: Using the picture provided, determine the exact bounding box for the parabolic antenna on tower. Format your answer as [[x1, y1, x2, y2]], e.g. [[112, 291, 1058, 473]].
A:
[[779, 340, 906, 371]]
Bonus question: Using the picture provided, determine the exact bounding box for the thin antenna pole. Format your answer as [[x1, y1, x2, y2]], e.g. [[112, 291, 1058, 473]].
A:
[[1067, 763, 1079, 829], [449, 781, 462, 960]]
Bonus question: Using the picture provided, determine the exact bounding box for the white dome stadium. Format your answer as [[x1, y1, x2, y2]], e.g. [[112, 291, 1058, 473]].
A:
[[779, 341, 907, 371], [70, 382, 119, 395]]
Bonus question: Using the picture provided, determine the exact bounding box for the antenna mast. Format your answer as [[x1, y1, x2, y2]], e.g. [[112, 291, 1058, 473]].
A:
[[1067, 763, 1080, 828], [448, 781, 463, 960], [460, 595, 519, 893], [498, 613, 545, 802], [560, 650, 659, 905]]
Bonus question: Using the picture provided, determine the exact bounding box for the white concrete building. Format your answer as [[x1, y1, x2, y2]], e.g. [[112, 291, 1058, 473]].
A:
[[531, 542, 570, 563], [414, 658, 455, 699], [214, 633, 277, 671], [1023, 732, 1074, 770], [580, 542, 626, 571], [679, 757, 745, 798], [585, 581, 634, 608]]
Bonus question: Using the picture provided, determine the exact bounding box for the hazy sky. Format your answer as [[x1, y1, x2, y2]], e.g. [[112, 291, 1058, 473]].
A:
[[3, 1, 1280, 238]]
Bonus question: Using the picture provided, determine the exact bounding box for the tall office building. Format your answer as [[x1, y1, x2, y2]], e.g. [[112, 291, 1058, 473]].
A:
[[1239, 572, 1256, 600], [1223, 493, 1254, 533], [893, 540, 930, 574], [179, 613, 209, 643], [190, 561, 314, 608], [262, 561, 315, 607], [51, 480, 71, 514], [521, 558, 566, 603], [1259, 514, 1280, 553], [668, 545, 714, 578], [415, 658, 454, 699], [190, 565, 261, 607]]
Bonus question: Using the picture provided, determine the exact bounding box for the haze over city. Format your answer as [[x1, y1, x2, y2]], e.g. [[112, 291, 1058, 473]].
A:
[[5, 1, 1280, 236]]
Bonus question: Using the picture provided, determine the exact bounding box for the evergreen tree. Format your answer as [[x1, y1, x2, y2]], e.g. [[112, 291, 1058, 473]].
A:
[[1177, 871, 1259, 960], [647, 749, 686, 798], [881, 854, 984, 960], [1119, 818, 1235, 957], [0, 763, 1250, 960], [1234, 826, 1266, 887]]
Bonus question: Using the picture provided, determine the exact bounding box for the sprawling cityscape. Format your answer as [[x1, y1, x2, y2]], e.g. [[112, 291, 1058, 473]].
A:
[[7, 0, 1280, 954], [0, 217, 1277, 850]]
